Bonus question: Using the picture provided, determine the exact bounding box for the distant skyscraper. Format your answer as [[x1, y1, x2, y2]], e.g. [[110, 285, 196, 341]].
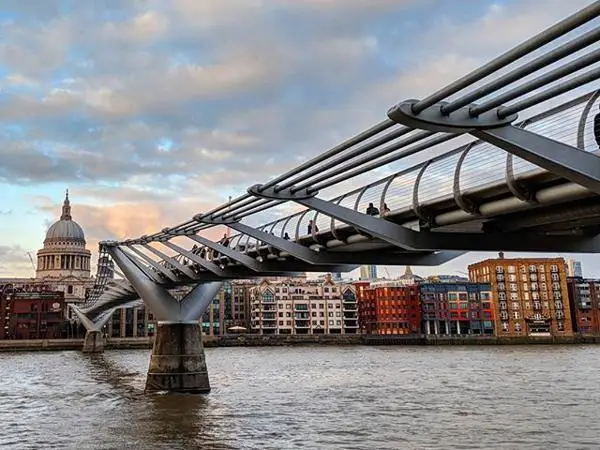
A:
[[566, 258, 583, 277], [360, 265, 377, 280]]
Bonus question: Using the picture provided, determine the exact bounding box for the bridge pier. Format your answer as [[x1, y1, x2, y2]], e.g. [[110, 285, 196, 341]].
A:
[[71, 305, 114, 354], [82, 330, 104, 353], [106, 246, 223, 393], [145, 321, 210, 393]]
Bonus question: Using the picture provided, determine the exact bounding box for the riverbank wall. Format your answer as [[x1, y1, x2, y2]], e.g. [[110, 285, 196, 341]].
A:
[[2, 334, 600, 352]]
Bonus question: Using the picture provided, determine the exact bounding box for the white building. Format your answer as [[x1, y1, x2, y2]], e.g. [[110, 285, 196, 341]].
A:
[[250, 277, 358, 335], [0, 192, 95, 317]]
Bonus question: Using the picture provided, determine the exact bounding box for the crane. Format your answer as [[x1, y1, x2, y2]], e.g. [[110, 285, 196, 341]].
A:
[[26, 252, 36, 277]]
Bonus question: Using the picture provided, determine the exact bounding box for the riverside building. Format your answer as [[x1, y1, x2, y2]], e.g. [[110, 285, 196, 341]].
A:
[[566, 277, 600, 334], [469, 254, 573, 337], [357, 282, 421, 335], [250, 277, 359, 335], [420, 282, 494, 336]]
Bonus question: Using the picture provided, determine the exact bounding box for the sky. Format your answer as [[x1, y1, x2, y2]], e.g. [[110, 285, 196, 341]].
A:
[[0, 0, 598, 279]]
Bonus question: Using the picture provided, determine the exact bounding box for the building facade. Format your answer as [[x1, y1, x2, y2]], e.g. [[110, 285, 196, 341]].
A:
[[566, 258, 583, 278], [0, 285, 65, 339], [250, 278, 358, 335], [469, 256, 573, 337], [357, 282, 421, 335], [566, 277, 600, 334], [420, 282, 494, 336], [360, 265, 378, 281]]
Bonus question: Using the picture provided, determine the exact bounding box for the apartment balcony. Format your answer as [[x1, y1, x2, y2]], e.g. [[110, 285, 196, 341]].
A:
[[295, 320, 310, 328], [262, 322, 277, 328]]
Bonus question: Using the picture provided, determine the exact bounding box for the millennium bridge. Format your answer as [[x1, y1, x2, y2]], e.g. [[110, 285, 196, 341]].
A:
[[72, 2, 600, 393]]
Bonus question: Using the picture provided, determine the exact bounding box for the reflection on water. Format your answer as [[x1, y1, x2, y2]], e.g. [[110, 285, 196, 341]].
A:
[[1, 345, 600, 449]]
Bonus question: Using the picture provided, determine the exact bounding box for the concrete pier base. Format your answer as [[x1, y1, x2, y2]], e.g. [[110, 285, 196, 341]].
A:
[[145, 322, 210, 394], [82, 330, 104, 353]]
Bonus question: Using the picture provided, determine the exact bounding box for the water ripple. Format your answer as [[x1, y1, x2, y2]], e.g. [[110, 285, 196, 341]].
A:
[[0, 346, 599, 448]]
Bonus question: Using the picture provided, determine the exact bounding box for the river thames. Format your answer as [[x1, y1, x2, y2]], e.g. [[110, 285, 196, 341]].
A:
[[1, 345, 599, 449]]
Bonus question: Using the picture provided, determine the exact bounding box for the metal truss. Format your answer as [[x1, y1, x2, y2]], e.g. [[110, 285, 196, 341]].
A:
[[77, 3, 600, 318]]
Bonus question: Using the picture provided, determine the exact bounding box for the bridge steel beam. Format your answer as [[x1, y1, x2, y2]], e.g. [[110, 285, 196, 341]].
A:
[[247, 186, 600, 253], [106, 245, 222, 394], [473, 125, 600, 195]]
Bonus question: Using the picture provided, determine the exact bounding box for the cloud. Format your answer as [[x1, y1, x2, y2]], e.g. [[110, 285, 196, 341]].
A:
[[0, 0, 598, 277]]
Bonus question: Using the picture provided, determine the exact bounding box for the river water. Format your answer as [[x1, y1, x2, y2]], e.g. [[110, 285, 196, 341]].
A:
[[0, 345, 599, 449]]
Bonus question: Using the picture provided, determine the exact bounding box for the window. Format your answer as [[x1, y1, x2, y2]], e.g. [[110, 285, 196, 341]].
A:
[[496, 266, 504, 273], [555, 301, 563, 310], [509, 284, 518, 292], [533, 313, 542, 320], [529, 265, 537, 273], [67, 285, 73, 294], [510, 293, 518, 301], [520, 265, 527, 274], [496, 274, 505, 281], [550, 265, 559, 273], [508, 265, 516, 273], [498, 292, 506, 300], [515, 323, 522, 332], [497, 283, 506, 291], [502, 322, 509, 331], [552, 282, 561, 291], [513, 311, 520, 319], [499, 301, 507, 310], [511, 302, 519, 310], [521, 274, 528, 282], [551, 273, 560, 282], [529, 274, 537, 281], [508, 274, 517, 282], [557, 321, 564, 331]]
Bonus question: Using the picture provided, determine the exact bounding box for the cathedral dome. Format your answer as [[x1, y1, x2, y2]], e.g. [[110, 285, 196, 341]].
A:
[[44, 191, 86, 244]]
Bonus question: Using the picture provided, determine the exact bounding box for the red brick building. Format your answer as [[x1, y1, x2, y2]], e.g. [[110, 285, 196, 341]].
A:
[[566, 277, 600, 334], [0, 286, 65, 339], [357, 282, 421, 335]]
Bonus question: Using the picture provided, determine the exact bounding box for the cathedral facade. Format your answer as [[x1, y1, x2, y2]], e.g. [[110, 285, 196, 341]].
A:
[[0, 192, 96, 315]]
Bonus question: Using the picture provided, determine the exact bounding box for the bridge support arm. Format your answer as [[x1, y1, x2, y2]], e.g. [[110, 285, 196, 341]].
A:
[[473, 125, 600, 195]]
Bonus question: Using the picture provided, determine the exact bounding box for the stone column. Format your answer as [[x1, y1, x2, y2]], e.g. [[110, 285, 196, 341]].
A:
[[120, 308, 126, 337], [133, 307, 138, 337], [145, 321, 210, 393]]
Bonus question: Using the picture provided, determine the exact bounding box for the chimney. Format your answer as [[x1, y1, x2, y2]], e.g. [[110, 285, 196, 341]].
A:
[[498, 251, 505, 259]]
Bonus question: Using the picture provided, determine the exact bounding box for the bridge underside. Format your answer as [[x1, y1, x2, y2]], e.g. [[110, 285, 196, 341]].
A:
[[72, 3, 600, 393]]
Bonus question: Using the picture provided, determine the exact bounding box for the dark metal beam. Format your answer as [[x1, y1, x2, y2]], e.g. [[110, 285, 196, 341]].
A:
[[473, 125, 600, 194]]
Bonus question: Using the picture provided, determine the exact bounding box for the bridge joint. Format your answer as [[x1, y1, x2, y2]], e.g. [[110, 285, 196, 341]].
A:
[[192, 214, 240, 225], [387, 100, 518, 133], [247, 184, 318, 201]]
